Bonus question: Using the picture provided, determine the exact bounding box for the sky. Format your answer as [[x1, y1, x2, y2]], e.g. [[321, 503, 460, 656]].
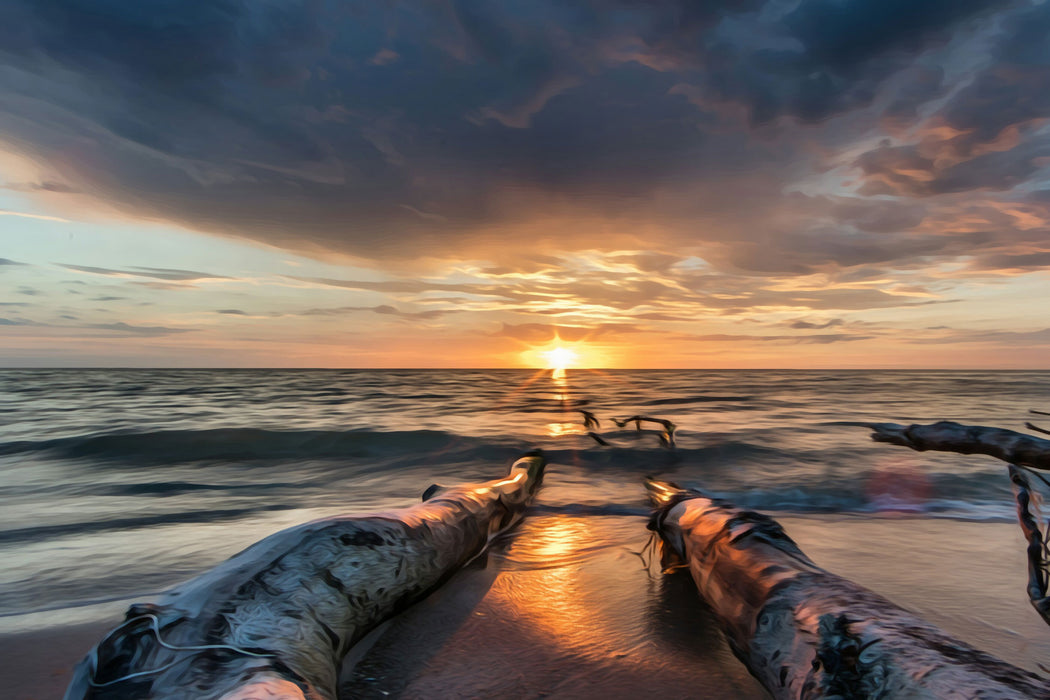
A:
[[0, 0, 1049, 368]]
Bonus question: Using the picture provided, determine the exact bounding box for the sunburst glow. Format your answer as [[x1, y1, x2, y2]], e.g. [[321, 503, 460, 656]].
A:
[[543, 346, 578, 371]]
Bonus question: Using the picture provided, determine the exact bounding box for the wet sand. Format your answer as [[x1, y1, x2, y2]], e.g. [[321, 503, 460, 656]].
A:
[[6, 515, 1050, 699]]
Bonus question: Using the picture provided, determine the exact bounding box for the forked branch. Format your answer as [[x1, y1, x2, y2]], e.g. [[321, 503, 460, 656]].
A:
[[612, 415, 677, 447], [866, 420, 1050, 471], [1009, 465, 1050, 626]]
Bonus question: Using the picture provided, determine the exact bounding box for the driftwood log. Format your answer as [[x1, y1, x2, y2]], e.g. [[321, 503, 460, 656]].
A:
[[867, 419, 1050, 627], [66, 453, 546, 700], [646, 479, 1050, 699], [1009, 465, 1050, 626], [866, 420, 1050, 471]]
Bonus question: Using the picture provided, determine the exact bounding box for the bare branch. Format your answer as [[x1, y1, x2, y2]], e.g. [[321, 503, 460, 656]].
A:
[[1027, 422, 1050, 437], [1008, 465, 1050, 627], [866, 421, 1050, 471], [612, 415, 676, 448], [577, 409, 600, 430], [587, 431, 610, 446]]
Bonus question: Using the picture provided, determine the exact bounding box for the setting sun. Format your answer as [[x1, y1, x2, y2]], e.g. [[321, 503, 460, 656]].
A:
[[518, 340, 611, 371], [543, 346, 578, 371]]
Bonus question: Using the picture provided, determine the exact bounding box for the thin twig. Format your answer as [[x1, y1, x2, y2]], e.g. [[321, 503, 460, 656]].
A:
[[588, 431, 610, 446], [1027, 422, 1050, 437], [577, 409, 600, 430]]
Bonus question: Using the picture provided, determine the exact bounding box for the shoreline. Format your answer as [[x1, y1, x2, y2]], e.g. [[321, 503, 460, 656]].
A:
[[7, 514, 1050, 699]]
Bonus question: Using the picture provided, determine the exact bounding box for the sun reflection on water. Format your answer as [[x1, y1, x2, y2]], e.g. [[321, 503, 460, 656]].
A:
[[488, 516, 620, 656], [546, 422, 586, 438]]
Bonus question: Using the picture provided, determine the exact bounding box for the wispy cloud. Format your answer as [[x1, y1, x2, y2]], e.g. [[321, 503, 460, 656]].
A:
[[493, 322, 645, 343], [84, 322, 193, 337], [0, 209, 70, 223], [62, 264, 232, 282]]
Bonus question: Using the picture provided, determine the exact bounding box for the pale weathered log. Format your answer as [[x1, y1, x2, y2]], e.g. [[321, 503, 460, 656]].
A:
[[867, 420, 1050, 471], [66, 453, 546, 700], [646, 479, 1050, 699], [1008, 464, 1050, 627]]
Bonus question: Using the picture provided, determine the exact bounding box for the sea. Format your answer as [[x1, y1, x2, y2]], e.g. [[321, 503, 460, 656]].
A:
[[2, 369, 1049, 693]]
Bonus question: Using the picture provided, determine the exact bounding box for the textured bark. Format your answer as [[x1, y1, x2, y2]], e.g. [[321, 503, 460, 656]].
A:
[[66, 453, 546, 700], [867, 420, 1050, 471], [647, 480, 1050, 699], [1009, 465, 1050, 627]]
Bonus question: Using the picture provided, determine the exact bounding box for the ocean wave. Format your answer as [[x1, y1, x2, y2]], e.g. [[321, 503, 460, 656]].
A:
[[0, 428, 501, 464], [0, 504, 299, 545], [640, 395, 753, 406]]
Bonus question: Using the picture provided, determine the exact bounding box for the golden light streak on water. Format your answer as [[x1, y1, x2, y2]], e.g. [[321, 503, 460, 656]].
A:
[[488, 516, 609, 655], [545, 422, 586, 438]]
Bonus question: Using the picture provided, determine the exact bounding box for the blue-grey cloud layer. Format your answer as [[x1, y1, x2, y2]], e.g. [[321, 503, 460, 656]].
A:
[[2, 0, 1047, 275]]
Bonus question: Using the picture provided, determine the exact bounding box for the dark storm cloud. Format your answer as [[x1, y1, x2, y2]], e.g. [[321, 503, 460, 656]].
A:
[[0, 0, 1017, 269], [853, 2, 1050, 199], [854, 139, 1050, 197]]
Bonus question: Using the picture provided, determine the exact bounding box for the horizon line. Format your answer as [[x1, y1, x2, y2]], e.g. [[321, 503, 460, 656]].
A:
[[2, 366, 1048, 371]]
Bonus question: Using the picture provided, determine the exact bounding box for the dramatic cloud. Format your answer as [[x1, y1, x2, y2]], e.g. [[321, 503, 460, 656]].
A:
[[0, 0, 1035, 274], [1, 1, 1049, 367]]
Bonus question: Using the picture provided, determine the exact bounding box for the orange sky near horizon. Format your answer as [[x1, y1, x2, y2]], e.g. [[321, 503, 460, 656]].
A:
[[2, 1, 1050, 368]]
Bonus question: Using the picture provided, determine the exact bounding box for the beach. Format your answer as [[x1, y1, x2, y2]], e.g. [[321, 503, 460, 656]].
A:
[[6, 514, 1049, 699], [3, 369, 1050, 697]]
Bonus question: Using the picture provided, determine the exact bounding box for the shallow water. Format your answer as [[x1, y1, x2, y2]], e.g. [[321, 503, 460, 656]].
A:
[[1, 369, 1049, 691]]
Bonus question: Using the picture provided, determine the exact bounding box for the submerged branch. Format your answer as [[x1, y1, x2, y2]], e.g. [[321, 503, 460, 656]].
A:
[[1009, 465, 1050, 627], [866, 420, 1050, 471], [577, 409, 600, 431], [612, 415, 676, 448], [587, 431, 610, 446]]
